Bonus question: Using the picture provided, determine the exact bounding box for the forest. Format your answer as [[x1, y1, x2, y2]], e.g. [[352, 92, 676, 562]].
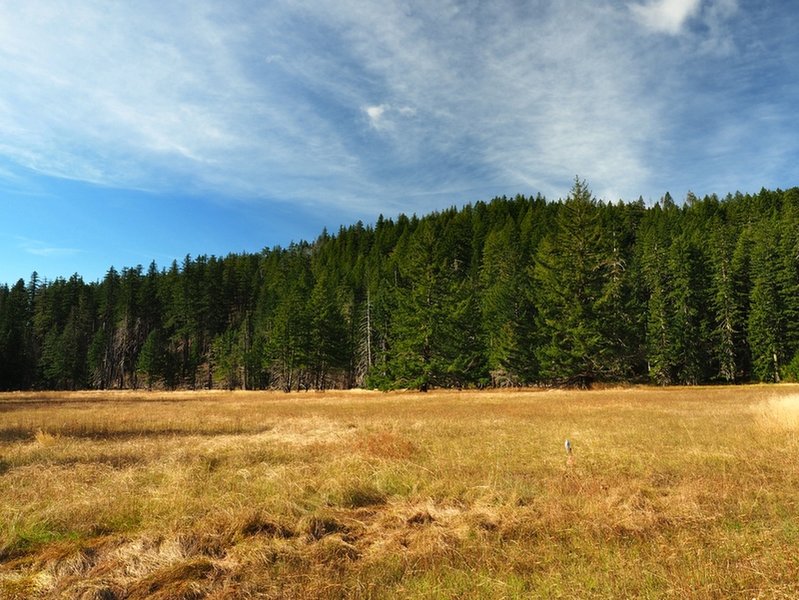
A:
[[1, 180, 798, 392]]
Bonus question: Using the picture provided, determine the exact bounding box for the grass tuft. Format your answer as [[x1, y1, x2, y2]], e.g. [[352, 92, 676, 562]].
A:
[[304, 515, 348, 541], [125, 557, 219, 600], [334, 482, 388, 508], [407, 510, 435, 526], [237, 511, 294, 539], [355, 429, 418, 460], [34, 429, 60, 446]]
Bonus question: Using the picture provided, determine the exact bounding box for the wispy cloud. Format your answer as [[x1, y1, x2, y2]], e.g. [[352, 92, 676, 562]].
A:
[[0, 2, 364, 202], [364, 103, 416, 132], [628, 0, 740, 55], [332, 1, 659, 201], [17, 237, 82, 258], [364, 104, 389, 129], [629, 0, 701, 35], [698, 0, 740, 55], [0, 0, 791, 215]]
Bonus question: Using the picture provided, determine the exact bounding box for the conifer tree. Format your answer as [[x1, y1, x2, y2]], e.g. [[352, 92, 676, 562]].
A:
[[267, 250, 312, 391], [384, 219, 485, 390], [0, 280, 33, 390], [665, 235, 706, 384], [533, 178, 608, 386], [479, 218, 532, 384], [308, 269, 349, 389], [595, 202, 642, 380], [210, 328, 243, 390], [748, 222, 785, 381], [708, 222, 739, 381], [137, 328, 167, 389]]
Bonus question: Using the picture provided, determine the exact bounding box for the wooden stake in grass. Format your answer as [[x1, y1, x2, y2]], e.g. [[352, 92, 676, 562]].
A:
[[565, 438, 574, 466]]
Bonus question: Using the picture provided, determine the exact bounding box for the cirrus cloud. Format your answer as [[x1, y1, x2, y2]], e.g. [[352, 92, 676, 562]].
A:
[[629, 0, 702, 35], [0, 0, 792, 218]]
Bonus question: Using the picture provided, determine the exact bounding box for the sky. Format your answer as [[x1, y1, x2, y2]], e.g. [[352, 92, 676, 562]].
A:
[[1, 0, 797, 285]]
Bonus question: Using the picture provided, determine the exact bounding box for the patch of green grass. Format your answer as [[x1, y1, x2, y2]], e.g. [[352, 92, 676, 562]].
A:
[[1, 521, 82, 560], [399, 568, 535, 599]]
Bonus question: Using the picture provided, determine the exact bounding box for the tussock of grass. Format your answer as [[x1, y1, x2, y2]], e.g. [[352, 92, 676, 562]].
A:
[[3, 386, 799, 597], [304, 514, 349, 541], [235, 510, 294, 540], [355, 429, 418, 460], [125, 557, 220, 600]]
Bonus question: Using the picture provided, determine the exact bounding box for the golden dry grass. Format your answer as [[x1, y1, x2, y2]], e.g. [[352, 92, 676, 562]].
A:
[[2, 385, 799, 598]]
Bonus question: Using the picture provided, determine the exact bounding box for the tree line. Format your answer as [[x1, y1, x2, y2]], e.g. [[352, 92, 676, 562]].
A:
[[2, 180, 798, 391]]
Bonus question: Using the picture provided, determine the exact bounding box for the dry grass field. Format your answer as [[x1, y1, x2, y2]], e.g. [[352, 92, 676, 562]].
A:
[[2, 385, 799, 599]]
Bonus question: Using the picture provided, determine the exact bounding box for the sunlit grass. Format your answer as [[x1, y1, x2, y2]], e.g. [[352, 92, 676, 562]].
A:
[[2, 386, 799, 598]]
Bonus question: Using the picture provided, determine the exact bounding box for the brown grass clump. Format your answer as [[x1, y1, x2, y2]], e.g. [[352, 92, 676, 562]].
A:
[[354, 428, 418, 460], [3, 385, 799, 597], [125, 557, 220, 600], [33, 429, 61, 447]]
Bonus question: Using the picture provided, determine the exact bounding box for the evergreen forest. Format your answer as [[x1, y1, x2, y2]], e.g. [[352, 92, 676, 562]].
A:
[[2, 180, 799, 392]]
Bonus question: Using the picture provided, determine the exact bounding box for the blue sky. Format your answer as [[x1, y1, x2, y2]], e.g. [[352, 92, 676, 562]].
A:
[[1, 0, 797, 285]]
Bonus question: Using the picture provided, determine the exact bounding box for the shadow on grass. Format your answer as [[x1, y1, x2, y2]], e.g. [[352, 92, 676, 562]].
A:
[[0, 425, 275, 443]]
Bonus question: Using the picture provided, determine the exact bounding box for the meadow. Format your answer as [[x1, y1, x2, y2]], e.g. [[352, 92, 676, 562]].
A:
[[1, 385, 799, 599]]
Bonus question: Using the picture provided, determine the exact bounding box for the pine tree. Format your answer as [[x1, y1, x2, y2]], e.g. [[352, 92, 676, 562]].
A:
[[640, 203, 681, 384], [777, 210, 799, 373], [308, 269, 349, 389], [88, 267, 120, 389], [533, 178, 609, 386], [595, 202, 642, 380], [36, 275, 92, 389], [708, 222, 739, 381], [384, 221, 444, 391], [479, 218, 531, 385], [730, 226, 755, 379], [5, 184, 799, 391], [0, 280, 33, 390], [137, 328, 167, 389], [210, 328, 243, 390], [748, 222, 785, 381], [267, 249, 312, 391], [383, 219, 485, 390], [665, 235, 706, 384]]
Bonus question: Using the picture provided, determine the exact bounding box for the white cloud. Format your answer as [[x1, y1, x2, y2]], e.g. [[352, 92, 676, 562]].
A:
[[17, 237, 82, 258], [364, 103, 417, 132], [330, 1, 659, 202], [629, 0, 702, 35], [365, 104, 388, 128], [0, 2, 364, 202], [0, 0, 775, 215]]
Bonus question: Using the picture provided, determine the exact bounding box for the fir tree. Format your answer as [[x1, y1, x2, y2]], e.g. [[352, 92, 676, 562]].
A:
[[748, 223, 784, 381], [533, 178, 608, 386]]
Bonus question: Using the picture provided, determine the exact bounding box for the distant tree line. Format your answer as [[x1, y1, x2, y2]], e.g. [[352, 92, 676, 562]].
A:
[[2, 181, 799, 391]]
